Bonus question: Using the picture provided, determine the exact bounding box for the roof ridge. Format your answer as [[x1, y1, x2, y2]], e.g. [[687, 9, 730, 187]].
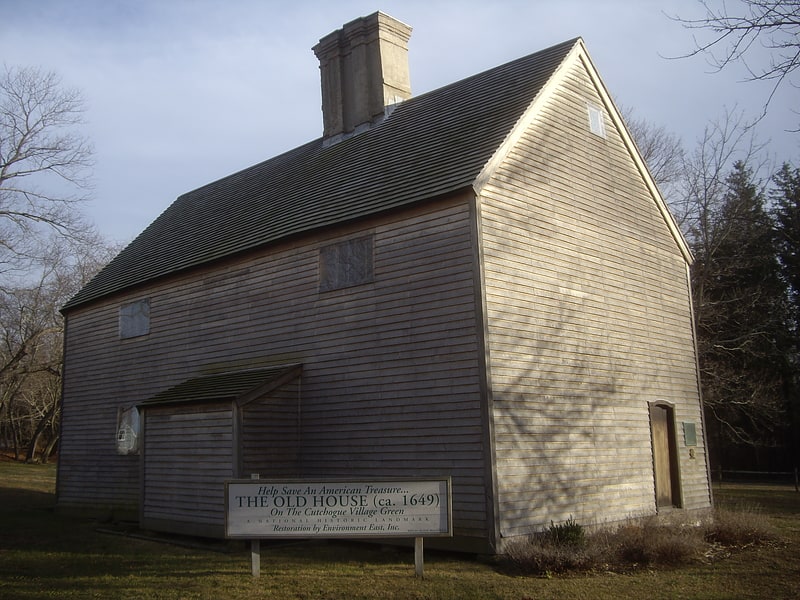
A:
[[62, 37, 578, 311]]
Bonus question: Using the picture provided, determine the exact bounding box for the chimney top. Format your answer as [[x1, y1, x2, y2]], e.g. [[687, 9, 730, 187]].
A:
[[313, 12, 412, 145]]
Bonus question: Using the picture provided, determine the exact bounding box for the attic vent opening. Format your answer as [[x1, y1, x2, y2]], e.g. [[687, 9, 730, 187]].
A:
[[587, 104, 606, 138]]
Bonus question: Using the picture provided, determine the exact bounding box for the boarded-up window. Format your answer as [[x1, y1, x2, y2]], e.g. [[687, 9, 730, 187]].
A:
[[119, 298, 150, 339], [319, 235, 374, 291]]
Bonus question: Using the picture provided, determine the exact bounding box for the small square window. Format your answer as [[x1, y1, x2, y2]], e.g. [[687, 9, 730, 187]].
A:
[[119, 298, 150, 339], [587, 104, 606, 138], [319, 235, 374, 292]]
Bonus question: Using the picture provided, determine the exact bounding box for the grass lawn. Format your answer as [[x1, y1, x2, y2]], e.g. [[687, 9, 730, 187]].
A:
[[1, 459, 799, 599]]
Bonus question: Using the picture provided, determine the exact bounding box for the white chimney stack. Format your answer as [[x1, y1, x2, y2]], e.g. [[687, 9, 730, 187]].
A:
[[313, 12, 412, 144]]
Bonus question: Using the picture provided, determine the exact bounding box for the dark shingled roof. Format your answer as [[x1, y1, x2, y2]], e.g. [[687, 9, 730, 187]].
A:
[[139, 364, 302, 407], [63, 38, 578, 311]]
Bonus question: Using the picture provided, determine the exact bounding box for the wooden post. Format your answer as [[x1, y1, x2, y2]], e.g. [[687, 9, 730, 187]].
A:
[[414, 537, 424, 578], [251, 539, 261, 578], [251, 473, 261, 578]]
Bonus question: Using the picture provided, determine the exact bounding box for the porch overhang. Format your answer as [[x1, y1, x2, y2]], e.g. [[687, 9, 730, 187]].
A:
[[139, 364, 303, 408]]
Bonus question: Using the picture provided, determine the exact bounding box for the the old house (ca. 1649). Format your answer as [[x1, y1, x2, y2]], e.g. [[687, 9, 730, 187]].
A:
[[57, 12, 712, 553]]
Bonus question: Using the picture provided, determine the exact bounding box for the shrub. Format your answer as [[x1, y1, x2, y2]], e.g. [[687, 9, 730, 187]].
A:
[[548, 516, 585, 547], [503, 517, 601, 575]]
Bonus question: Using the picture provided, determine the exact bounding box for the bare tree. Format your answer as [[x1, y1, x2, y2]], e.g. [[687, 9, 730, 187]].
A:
[[0, 64, 108, 461], [622, 107, 687, 218], [0, 232, 118, 462], [0, 263, 63, 459], [672, 0, 800, 121], [679, 107, 766, 247], [0, 65, 94, 275], [624, 106, 765, 235]]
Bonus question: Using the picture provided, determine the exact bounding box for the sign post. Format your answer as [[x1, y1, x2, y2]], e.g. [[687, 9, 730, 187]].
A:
[[225, 478, 452, 577], [414, 537, 424, 578], [250, 473, 260, 578]]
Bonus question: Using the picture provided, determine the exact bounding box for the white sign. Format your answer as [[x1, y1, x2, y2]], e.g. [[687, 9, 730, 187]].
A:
[[225, 478, 452, 539]]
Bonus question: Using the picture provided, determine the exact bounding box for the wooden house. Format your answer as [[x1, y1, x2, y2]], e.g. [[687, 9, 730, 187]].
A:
[[57, 12, 712, 553]]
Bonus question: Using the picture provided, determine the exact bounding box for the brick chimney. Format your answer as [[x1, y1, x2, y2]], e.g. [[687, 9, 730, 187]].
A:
[[313, 12, 412, 145]]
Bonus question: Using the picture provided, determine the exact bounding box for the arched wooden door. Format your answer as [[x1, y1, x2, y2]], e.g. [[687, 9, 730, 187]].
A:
[[650, 403, 681, 508]]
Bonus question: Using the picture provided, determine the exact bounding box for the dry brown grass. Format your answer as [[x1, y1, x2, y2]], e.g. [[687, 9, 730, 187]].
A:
[[1, 464, 797, 600], [504, 534, 600, 574], [705, 503, 778, 547], [613, 517, 707, 566], [503, 504, 779, 576]]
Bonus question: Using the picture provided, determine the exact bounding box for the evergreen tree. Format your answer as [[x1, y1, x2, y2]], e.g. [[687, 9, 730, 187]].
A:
[[772, 164, 800, 330], [692, 161, 790, 463], [771, 163, 800, 471]]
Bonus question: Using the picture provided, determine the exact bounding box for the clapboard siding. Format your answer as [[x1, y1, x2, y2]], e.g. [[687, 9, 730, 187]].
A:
[[141, 403, 235, 536], [241, 380, 301, 478], [58, 42, 711, 552], [59, 195, 488, 539], [479, 59, 710, 542]]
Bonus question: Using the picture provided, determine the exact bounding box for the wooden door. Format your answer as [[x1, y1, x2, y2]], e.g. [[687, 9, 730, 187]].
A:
[[651, 404, 679, 508]]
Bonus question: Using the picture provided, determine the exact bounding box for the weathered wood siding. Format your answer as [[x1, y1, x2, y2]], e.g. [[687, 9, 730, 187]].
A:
[[141, 403, 235, 537], [58, 196, 489, 541], [478, 57, 710, 542], [241, 381, 301, 478]]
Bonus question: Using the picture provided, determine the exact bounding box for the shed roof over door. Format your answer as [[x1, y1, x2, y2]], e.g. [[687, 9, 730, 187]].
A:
[[139, 364, 302, 408]]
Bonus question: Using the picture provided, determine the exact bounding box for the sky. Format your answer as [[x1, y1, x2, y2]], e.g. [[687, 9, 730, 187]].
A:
[[2, 0, 798, 244]]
